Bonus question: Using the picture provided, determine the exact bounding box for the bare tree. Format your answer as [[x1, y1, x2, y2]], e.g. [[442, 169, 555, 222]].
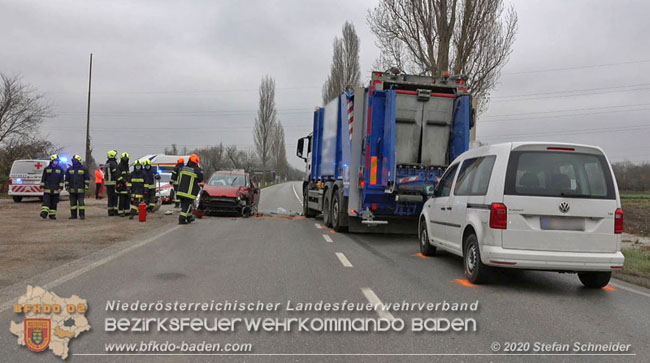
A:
[[367, 0, 518, 111], [253, 75, 278, 179], [270, 121, 288, 179], [322, 21, 362, 104], [193, 144, 225, 176], [164, 144, 179, 155], [0, 74, 51, 145]]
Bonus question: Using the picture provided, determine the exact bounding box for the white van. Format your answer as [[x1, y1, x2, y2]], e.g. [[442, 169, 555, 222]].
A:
[[8, 159, 69, 202], [419, 142, 624, 288]]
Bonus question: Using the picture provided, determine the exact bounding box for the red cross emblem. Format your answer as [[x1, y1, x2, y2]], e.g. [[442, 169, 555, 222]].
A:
[[34, 162, 43, 170]]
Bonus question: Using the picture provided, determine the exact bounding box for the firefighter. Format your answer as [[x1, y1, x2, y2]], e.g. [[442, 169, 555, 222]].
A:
[[177, 154, 203, 224], [143, 159, 159, 211], [129, 160, 146, 220], [104, 150, 119, 216], [65, 154, 90, 220], [116, 152, 131, 217], [170, 157, 184, 208], [39, 154, 65, 220]]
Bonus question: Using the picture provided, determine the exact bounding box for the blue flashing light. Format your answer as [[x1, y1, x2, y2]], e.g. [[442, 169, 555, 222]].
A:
[[59, 156, 68, 163], [16, 178, 23, 184]]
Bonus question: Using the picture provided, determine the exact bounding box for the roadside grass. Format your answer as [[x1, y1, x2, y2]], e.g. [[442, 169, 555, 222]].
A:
[[615, 248, 650, 289]]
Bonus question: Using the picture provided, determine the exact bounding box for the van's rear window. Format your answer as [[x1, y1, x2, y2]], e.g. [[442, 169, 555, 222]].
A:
[[504, 151, 615, 199]]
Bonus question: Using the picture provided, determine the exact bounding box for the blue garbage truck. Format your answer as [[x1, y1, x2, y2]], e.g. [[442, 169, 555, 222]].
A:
[[296, 71, 474, 233]]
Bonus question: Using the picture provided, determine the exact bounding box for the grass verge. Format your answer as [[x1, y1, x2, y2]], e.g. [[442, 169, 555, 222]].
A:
[[614, 248, 650, 289]]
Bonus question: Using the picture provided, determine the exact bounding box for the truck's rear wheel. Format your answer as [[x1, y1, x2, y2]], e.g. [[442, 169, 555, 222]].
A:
[[323, 194, 332, 227], [331, 189, 347, 232], [12, 196, 23, 203], [578, 272, 612, 288]]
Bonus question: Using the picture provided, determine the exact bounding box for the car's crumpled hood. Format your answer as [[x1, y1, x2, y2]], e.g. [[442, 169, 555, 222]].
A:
[[203, 185, 241, 198]]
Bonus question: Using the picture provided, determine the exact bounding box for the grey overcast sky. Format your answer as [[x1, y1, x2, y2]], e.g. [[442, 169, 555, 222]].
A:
[[1, 0, 649, 168]]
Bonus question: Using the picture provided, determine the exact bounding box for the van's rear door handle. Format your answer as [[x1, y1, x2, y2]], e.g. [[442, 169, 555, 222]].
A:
[[447, 207, 452, 210], [440, 207, 446, 210]]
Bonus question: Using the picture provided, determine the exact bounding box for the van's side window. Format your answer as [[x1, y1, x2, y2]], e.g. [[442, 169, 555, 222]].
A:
[[454, 156, 496, 196], [435, 164, 459, 197]]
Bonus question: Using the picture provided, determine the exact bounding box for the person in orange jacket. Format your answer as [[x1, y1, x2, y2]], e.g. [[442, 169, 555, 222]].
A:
[[95, 165, 105, 199]]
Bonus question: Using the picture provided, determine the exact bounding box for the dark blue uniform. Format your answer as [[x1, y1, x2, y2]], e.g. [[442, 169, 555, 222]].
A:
[[40, 161, 65, 219]]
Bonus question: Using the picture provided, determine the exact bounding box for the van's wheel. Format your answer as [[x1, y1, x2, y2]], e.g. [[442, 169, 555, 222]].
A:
[[303, 188, 317, 218], [12, 196, 23, 203], [578, 272, 612, 288], [419, 218, 436, 256], [331, 189, 347, 232], [464, 233, 491, 284], [323, 194, 332, 227]]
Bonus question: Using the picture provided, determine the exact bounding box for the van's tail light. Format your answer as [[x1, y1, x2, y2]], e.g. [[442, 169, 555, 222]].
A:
[[614, 208, 624, 234], [7, 178, 12, 185], [490, 203, 507, 229], [358, 170, 365, 189]]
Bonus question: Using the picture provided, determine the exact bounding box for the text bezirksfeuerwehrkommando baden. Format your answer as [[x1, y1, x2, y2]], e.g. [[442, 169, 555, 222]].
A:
[[105, 299, 479, 313]]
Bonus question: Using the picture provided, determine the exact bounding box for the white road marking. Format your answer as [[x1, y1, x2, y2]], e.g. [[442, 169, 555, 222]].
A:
[[315, 223, 322, 229], [335, 252, 353, 267], [0, 224, 182, 313], [291, 182, 303, 204], [322, 234, 333, 243], [610, 282, 650, 299], [361, 288, 395, 321]]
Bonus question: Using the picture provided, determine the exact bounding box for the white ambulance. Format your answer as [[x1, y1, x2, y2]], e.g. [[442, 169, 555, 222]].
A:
[[8, 159, 69, 202]]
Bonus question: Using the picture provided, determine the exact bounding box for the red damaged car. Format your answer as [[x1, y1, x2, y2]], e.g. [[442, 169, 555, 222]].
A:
[[197, 170, 260, 216]]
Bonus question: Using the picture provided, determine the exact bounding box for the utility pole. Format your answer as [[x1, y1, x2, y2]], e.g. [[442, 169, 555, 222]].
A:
[[85, 53, 93, 166]]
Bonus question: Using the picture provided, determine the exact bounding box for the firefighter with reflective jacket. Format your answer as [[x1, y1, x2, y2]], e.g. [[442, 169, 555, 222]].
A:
[[65, 154, 90, 220], [129, 160, 146, 220], [39, 154, 65, 220], [177, 154, 203, 224], [143, 159, 159, 211], [104, 150, 119, 216], [116, 152, 131, 217], [170, 157, 184, 208]]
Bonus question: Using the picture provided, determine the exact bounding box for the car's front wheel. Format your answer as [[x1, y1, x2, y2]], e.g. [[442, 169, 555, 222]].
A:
[[578, 271, 612, 288], [419, 218, 436, 256], [464, 233, 491, 284], [12, 196, 22, 203]]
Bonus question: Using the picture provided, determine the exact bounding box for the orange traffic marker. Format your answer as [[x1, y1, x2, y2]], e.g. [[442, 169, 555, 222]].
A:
[[603, 285, 616, 291], [329, 229, 337, 234], [454, 278, 477, 288], [411, 252, 430, 259]]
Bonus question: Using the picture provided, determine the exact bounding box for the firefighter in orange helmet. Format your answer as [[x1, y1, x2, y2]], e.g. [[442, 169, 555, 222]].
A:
[[176, 154, 203, 224]]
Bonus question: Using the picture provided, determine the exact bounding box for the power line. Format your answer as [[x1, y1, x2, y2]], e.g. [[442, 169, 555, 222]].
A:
[[479, 123, 650, 140], [481, 102, 650, 120], [503, 59, 650, 75], [491, 83, 650, 102], [44, 86, 322, 95]]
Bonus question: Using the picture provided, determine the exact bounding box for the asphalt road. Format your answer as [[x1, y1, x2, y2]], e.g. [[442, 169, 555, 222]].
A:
[[2, 181, 649, 362]]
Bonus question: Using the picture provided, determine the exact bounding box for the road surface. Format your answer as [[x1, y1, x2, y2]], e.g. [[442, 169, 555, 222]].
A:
[[2, 182, 649, 362]]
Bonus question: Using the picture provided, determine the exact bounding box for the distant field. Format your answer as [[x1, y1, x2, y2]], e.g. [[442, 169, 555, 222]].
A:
[[620, 191, 650, 199]]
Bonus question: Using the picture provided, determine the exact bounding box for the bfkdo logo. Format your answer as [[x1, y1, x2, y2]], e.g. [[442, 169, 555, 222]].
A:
[[25, 319, 51, 352], [10, 286, 91, 360]]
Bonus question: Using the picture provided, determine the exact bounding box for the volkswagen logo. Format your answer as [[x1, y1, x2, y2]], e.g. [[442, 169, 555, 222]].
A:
[[559, 201, 570, 213]]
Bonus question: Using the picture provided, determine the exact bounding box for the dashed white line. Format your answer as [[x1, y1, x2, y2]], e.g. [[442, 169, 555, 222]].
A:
[[335, 252, 353, 267], [361, 288, 395, 321], [291, 183, 303, 204], [315, 223, 322, 229], [322, 234, 333, 243]]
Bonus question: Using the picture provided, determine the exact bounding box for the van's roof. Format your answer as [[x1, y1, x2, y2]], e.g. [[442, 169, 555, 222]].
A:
[[12, 159, 48, 162], [459, 142, 607, 163]]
